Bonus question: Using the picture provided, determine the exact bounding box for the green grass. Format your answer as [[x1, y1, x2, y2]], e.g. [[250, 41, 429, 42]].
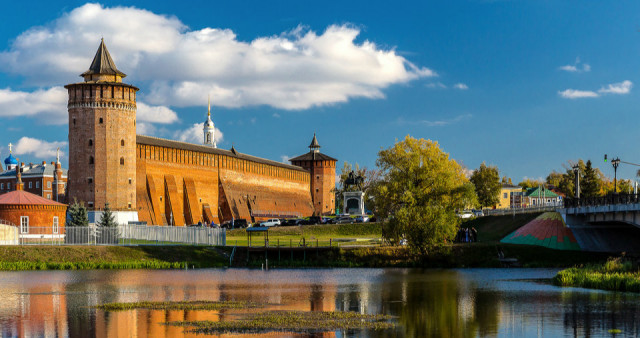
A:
[[0, 246, 230, 270], [168, 310, 396, 334], [227, 223, 382, 247], [553, 257, 640, 292], [97, 300, 264, 311], [461, 213, 541, 242]]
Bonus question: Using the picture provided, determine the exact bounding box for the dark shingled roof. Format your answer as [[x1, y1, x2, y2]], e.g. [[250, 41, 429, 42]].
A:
[[81, 39, 126, 78], [136, 135, 308, 172], [289, 152, 337, 162], [309, 133, 320, 148]]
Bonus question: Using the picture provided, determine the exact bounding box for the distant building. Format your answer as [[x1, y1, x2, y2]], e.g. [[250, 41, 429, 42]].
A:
[[524, 187, 562, 207], [495, 184, 523, 209], [0, 148, 67, 202]]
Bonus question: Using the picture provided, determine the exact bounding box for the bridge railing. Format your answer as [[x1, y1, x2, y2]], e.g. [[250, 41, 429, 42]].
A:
[[564, 193, 640, 208]]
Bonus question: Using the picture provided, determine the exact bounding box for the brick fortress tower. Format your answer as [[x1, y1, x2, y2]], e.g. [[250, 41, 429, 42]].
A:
[[65, 39, 139, 223], [290, 134, 337, 215]]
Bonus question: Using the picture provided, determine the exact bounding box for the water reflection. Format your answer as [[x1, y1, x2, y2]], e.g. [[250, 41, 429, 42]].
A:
[[0, 268, 638, 337]]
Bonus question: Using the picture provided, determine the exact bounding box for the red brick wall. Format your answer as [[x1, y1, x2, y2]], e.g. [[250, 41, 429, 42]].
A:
[[0, 204, 67, 233]]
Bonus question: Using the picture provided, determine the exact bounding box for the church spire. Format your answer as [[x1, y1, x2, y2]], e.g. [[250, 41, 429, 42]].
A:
[[309, 133, 321, 153], [81, 39, 126, 82], [203, 94, 216, 148]]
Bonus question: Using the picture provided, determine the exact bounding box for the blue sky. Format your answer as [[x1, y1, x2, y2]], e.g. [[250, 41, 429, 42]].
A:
[[0, 1, 639, 184]]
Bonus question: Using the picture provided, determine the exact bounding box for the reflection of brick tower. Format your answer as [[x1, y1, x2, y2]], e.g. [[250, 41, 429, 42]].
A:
[[65, 39, 138, 222], [290, 134, 337, 215]]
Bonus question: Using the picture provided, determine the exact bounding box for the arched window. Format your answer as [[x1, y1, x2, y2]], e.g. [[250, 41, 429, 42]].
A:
[[88, 139, 93, 146], [120, 157, 124, 165], [89, 156, 94, 165], [99, 118, 103, 124], [73, 118, 76, 125], [121, 140, 124, 146]]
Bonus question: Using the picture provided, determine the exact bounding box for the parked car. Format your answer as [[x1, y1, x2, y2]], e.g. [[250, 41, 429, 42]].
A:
[[321, 217, 331, 224], [456, 211, 474, 219], [260, 218, 281, 227], [221, 219, 249, 229], [335, 216, 354, 224], [308, 216, 322, 225], [355, 215, 370, 223], [472, 209, 484, 217]]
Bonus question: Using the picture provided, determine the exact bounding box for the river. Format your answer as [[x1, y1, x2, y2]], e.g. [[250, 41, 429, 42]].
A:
[[0, 268, 637, 337]]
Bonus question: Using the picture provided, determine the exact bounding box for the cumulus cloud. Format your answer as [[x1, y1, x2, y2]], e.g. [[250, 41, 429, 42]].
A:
[[426, 82, 447, 89], [173, 123, 224, 144], [558, 89, 599, 99], [280, 155, 291, 163], [0, 3, 433, 110], [0, 87, 67, 124], [453, 83, 468, 90], [559, 80, 632, 99], [14, 137, 67, 159], [559, 57, 590, 73], [136, 102, 179, 124], [598, 80, 632, 95]]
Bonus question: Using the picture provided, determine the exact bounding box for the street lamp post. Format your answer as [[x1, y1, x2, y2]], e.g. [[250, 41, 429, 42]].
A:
[[572, 164, 580, 199], [612, 157, 621, 194]]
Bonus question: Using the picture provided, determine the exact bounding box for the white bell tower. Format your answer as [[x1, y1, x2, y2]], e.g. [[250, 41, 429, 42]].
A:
[[203, 95, 216, 148]]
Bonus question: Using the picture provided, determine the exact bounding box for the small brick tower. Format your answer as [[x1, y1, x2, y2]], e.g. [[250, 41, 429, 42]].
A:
[[65, 39, 139, 223], [290, 134, 337, 215]]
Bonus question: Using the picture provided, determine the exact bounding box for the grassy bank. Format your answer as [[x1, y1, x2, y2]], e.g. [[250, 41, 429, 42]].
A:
[[227, 223, 382, 247], [0, 246, 230, 270], [461, 213, 541, 242], [239, 243, 609, 268], [553, 257, 640, 292]]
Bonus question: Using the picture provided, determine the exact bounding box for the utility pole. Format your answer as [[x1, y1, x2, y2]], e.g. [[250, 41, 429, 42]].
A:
[[612, 157, 620, 194], [572, 164, 580, 198]]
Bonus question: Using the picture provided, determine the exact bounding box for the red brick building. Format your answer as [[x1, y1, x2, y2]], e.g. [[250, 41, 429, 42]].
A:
[[0, 169, 66, 237], [0, 150, 67, 203], [64, 40, 336, 225]]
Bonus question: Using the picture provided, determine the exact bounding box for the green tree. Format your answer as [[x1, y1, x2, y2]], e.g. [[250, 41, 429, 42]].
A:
[[581, 160, 600, 197], [97, 203, 117, 227], [67, 198, 89, 227], [369, 136, 477, 254], [470, 162, 501, 208], [501, 176, 513, 185], [518, 178, 545, 189]]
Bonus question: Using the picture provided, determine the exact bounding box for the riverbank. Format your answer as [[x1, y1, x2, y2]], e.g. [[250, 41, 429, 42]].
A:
[[553, 257, 640, 292], [0, 246, 230, 270]]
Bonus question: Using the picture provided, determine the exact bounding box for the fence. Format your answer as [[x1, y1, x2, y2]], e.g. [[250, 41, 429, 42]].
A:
[[0, 225, 226, 246], [564, 193, 640, 208], [483, 205, 559, 216]]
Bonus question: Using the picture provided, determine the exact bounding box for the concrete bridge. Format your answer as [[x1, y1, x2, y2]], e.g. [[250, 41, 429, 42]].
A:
[[561, 194, 640, 252]]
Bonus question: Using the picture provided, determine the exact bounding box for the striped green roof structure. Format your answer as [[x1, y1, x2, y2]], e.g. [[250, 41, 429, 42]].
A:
[[525, 187, 559, 198], [500, 212, 581, 250]]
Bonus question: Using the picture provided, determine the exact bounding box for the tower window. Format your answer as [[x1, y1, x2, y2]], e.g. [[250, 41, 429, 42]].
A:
[[88, 139, 93, 146], [88, 178, 93, 184], [73, 118, 76, 125], [89, 156, 94, 165], [99, 118, 103, 124], [128, 178, 132, 184], [120, 157, 125, 165], [121, 140, 125, 146]]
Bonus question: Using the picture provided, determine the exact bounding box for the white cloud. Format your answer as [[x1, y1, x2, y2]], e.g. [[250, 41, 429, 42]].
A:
[[280, 155, 291, 163], [426, 82, 447, 89], [0, 87, 67, 124], [136, 102, 179, 124], [0, 3, 433, 110], [559, 57, 590, 73], [398, 113, 472, 127], [14, 137, 67, 159], [598, 80, 632, 95], [453, 83, 468, 90], [558, 89, 599, 99], [559, 80, 632, 99], [173, 123, 223, 144]]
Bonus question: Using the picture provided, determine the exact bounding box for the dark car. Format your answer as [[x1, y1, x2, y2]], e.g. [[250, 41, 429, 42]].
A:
[[335, 216, 354, 224], [308, 216, 322, 225], [221, 219, 248, 229]]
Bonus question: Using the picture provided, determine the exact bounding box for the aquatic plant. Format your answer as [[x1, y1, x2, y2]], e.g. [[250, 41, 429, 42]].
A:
[[168, 310, 396, 334], [97, 300, 264, 311], [554, 257, 640, 292]]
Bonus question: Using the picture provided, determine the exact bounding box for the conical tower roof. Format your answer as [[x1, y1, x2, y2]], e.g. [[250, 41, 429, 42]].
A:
[[309, 133, 320, 149], [81, 39, 126, 78]]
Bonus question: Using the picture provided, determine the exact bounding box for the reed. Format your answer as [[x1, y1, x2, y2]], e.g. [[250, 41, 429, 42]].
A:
[[97, 300, 264, 311], [553, 257, 640, 292]]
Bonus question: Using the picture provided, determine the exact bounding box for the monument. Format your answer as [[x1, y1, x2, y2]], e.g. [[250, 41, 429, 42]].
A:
[[342, 171, 365, 215]]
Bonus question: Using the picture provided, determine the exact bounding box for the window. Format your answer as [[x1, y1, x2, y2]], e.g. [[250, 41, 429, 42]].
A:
[[88, 202, 94, 208], [53, 216, 59, 234], [128, 202, 132, 209], [120, 157, 124, 165], [316, 188, 319, 193], [503, 193, 508, 199], [89, 156, 94, 165], [7, 183, 10, 190], [47, 182, 51, 189], [47, 194, 51, 199], [89, 139, 93, 146], [316, 175, 320, 180], [29, 182, 32, 189], [1, 183, 3, 190], [121, 140, 125, 146], [36, 182, 39, 189], [73, 118, 76, 125], [20, 216, 28, 234], [99, 118, 103, 124], [88, 178, 93, 184], [128, 178, 132, 184]]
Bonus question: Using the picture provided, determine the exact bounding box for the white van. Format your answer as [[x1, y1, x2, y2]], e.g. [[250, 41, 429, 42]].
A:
[[260, 218, 281, 227]]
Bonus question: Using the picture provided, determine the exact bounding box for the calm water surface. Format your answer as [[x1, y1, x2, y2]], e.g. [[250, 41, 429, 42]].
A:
[[0, 268, 637, 337]]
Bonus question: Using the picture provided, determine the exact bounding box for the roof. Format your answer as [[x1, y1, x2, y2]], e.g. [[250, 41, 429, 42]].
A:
[[80, 39, 126, 78], [0, 164, 67, 178], [0, 190, 66, 206], [4, 154, 16, 165], [525, 187, 559, 198], [136, 135, 308, 172], [309, 133, 320, 148], [289, 151, 337, 162]]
